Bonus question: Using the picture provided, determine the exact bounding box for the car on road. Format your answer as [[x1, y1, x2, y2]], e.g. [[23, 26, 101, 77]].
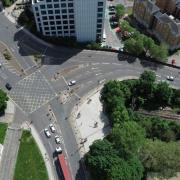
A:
[[44, 128, 51, 138], [55, 135, 61, 144], [5, 83, 12, 90], [49, 124, 56, 133], [68, 80, 76, 86], [56, 146, 62, 153], [166, 76, 174, 81]]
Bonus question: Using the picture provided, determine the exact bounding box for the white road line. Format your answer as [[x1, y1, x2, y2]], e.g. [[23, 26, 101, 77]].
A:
[[91, 67, 98, 70], [111, 63, 122, 65], [62, 75, 68, 86], [92, 63, 100, 65], [48, 141, 54, 152], [96, 73, 102, 76], [102, 62, 110, 65]]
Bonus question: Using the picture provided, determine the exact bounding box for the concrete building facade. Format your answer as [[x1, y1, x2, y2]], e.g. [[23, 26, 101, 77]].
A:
[[32, 0, 106, 42]]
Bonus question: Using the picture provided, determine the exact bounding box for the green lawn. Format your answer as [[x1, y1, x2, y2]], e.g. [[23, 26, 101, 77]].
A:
[[0, 122, 8, 144], [13, 131, 48, 180]]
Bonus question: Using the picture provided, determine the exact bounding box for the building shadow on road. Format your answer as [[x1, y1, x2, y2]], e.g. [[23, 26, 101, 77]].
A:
[[13, 29, 83, 65]]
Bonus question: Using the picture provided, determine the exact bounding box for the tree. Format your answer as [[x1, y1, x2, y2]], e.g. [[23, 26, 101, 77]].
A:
[[0, 89, 8, 114], [115, 4, 125, 18], [140, 139, 180, 178], [109, 121, 145, 158], [124, 37, 144, 56], [149, 44, 168, 61], [107, 156, 144, 180], [120, 20, 135, 33], [154, 81, 173, 107], [171, 89, 180, 107], [139, 70, 156, 84], [85, 139, 121, 180], [143, 36, 155, 54], [111, 104, 129, 125]]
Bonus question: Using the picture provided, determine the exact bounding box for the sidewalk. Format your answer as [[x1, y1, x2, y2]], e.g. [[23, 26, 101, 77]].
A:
[[22, 122, 55, 180]]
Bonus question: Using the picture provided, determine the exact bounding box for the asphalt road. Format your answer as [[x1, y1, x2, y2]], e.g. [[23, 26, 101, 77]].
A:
[[0, 11, 179, 180]]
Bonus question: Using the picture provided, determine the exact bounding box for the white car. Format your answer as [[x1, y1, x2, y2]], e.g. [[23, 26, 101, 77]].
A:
[[68, 80, 76, 86], [55, 146, 62, 153], [49, 124, 56, 133], [44, 128, 51, 138], [166, 76, 174, 81], [55, 135, 61, 144]]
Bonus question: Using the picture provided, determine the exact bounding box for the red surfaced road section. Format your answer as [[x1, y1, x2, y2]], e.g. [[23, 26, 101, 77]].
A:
[[58, 154, 71, 180]]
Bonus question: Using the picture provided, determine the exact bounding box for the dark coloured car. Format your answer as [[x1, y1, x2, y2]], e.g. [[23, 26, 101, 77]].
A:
[[5, 83, 12, 90]]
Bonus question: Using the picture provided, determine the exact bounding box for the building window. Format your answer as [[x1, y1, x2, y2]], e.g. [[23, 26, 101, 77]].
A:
[[97, 29, 101, 33], [43, 22, 48, 25], [47, 4, 52, 8], [97, 19, 102, 23], [56, 21, 61, 24], [46, 0, 51, 2], [56, 15, 61, 19], [68, 9, 74, 13], [55, 10, 60, 14], [61, 3, 66, 8], [62, 9, 67, 13], [52, 32, 56, 35], [42, 16, 47, 20], [49, 16, 54, 20], [54, 4, 59, 8], [69, 15, 74, 19], [62, 15, 67, 19], [58, 31, 62, 34], [70, 25, 74, 29], [50, 21, 55, 25], [70, 30, 75, 33], [37, 18, 40, 22], [98, 2, 103, 6], [64, 26, 68, 29], [69, 20, 74, 24], [44, 27, 49, 30], [45, 32, 50, 35], [97, 13, 103, 17], [36, 13, 39, 17], [98, 8, 103, 12], [68, 3, 73, 7], [48, 10, 53, 14], [35, 7, 38, 11], [57, 26, 62, 29], [97, 24, 102, 28], [63, 20, 68, 24], [39, 5, 45, 9], [41, 11, 46, 15], [54, 0, 59, 2], [51, 26, 55, 30], [64, 31, 68, 33]]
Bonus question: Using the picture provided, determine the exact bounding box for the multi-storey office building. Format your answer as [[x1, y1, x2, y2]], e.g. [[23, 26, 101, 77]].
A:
[[32, 0, 106, 42]]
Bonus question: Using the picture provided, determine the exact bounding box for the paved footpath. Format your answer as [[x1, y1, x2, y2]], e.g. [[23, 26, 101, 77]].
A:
[[0, 106, 26, 180]]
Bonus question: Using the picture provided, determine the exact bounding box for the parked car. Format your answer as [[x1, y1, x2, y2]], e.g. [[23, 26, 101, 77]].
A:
[[166, 76, 174, 81], [110, 21, 118, 28], [44, 128, 51, 138], [55, 146, 62, 153], [5, 83, 12, 90], [109, 11, 116, 15], [55, 135, 61, 144], [49, 124, 56, 133], [68, 80, 76, 86]]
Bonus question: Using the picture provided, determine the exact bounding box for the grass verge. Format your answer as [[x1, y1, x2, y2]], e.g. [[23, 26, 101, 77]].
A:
[[0, 122, 8, 144], [13, 130, 48, 180]]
